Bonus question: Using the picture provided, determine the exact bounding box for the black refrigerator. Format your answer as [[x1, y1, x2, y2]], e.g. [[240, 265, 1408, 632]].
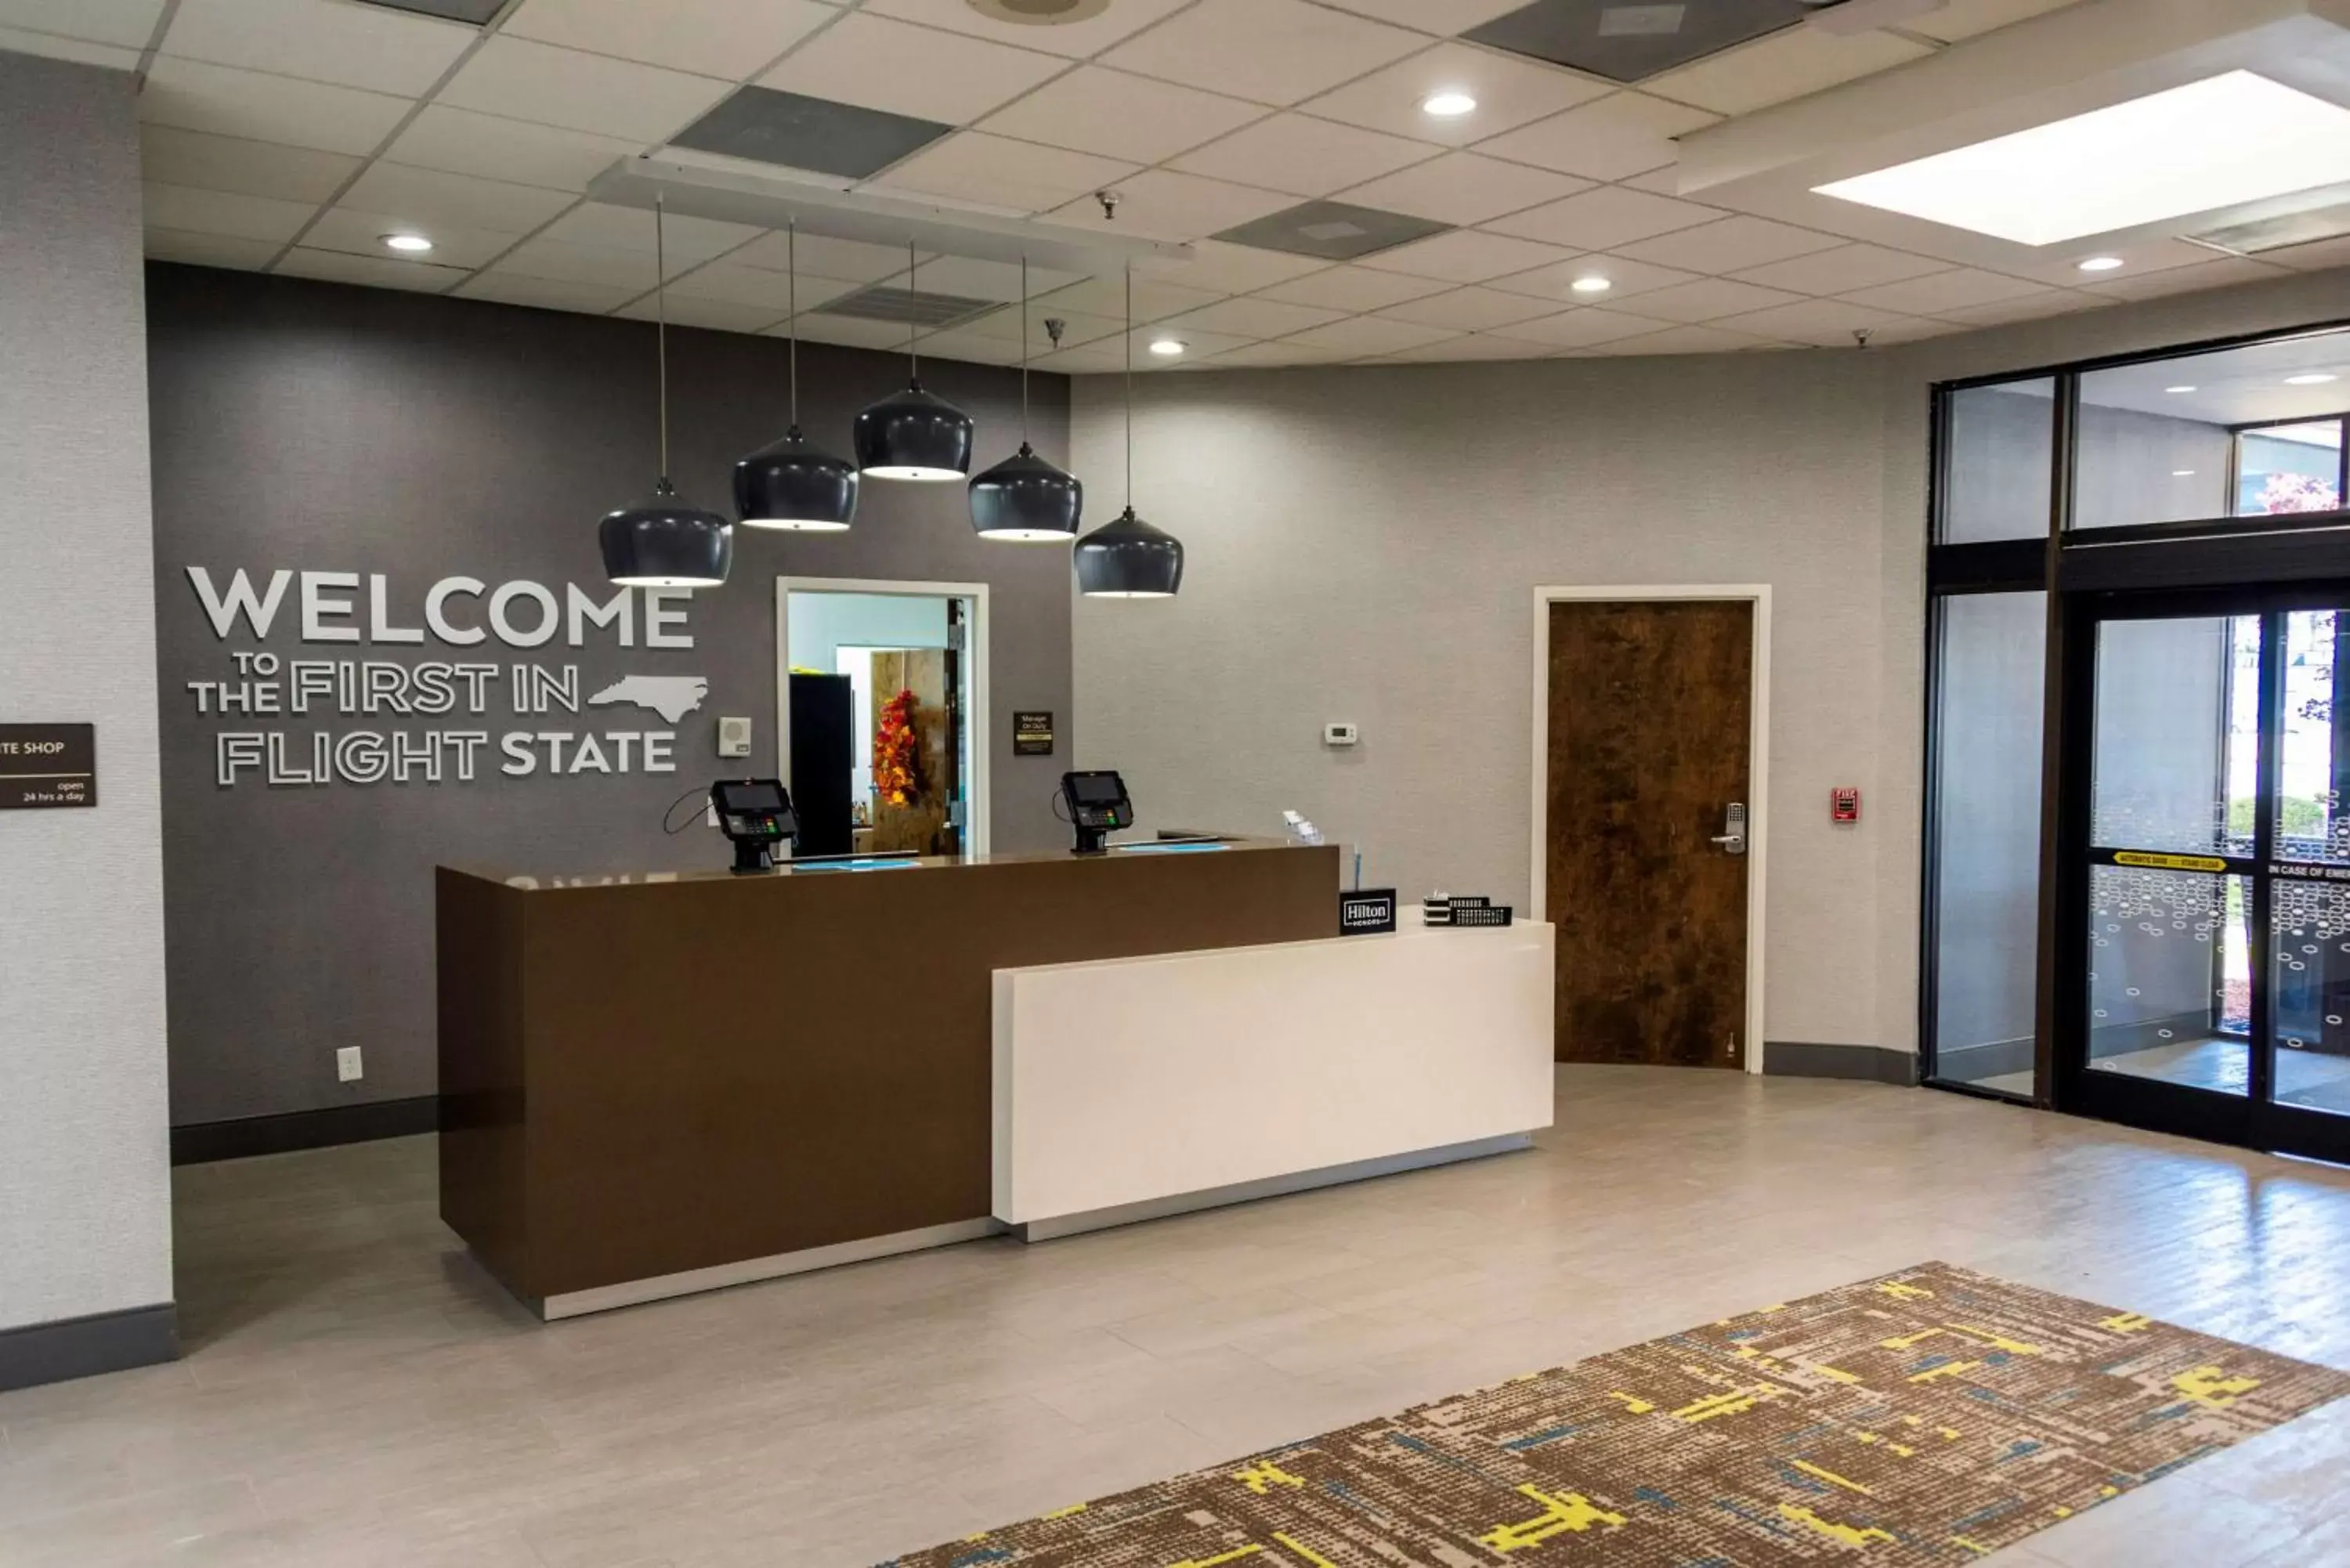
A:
[[789, 673, 855, 857]]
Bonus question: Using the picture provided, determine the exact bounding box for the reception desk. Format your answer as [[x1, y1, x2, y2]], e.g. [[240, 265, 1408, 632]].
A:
[[437, 840, 1342, 1317]]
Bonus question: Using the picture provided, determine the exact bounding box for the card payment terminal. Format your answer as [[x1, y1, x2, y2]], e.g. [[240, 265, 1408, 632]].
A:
[[1060, 770, 1131, 856], [710, 779, 799, 874]]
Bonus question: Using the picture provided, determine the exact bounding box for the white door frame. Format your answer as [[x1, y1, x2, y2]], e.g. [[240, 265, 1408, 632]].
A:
[[776, 576, 992, 858], [1530, 584, 1772, 1075]]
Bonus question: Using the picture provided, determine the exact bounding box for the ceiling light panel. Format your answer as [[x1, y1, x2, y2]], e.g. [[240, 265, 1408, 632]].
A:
[[1466, 0, 1818, 84], [1211, 200, 1454, 261], [1816, 71, 2350, 247], [673, 87, 955, 182]]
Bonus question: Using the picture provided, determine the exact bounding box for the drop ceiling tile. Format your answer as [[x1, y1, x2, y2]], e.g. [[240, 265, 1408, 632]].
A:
[[1332, 151, 1589, 227], [1594, 322, 1783, 355], [1911, 0, 2085, 43], [1486, 252, 1698, 303], [1731, 243, 1951, 295], [1253, 265, 1452, 311], [664, 261, 856, 313], [0, 0, 162, 47], [1112, 324, 1259, 362], [1489, 306, 1673, 347], [274, 245, 468, 292], [1101, 0, 1424, 108], [1840, 268, 2052, 316], [141, 57, 414, 157], [1482, 184, 1721, 249], [2078, 256, 2292, 303], [160, 0, 472, 96], [1202, 339, 1358, 367], [304, 208, 525, 269], [1376, 332, 1551, 363], [1932, 291, 2110, 327], [0, 27, 142, 67], [961, 303, 1123, 347], [1159, 297, 1347, 339], [139, 125, 360, 204], [2268, 235, 2350, 273], [1992, 238, 2237, 288], [778, 314, 923, 352], [1612, 214, 1844, 274], [455, 272, 639, 314], [1641, 25, 1930, 117], [1357, 227, 1573, 282], [1611, 276, 1807, 323], [1710, 297, 1921, 349], [145, 226, 284, 269], [1311, 0, 1531, 32], [1376, 284, 1564, 331], [503, 0, 833, 79], [1171, 114, 1437, 200], [978, 67, 1266, 165], [1279, 316, 1459, 356], [340, 162, 577, 235], [1300, 40, 1611, 147], [1470, 91, 1716, 181], [866, 131, 1138, 215], [1042, 169, 1292, 244], [1139, 238, 1331, 294], [863, 0, 1192, 58], [1036, 274, 1227, 323], [1213, 199, 1451, 261], [1619, 164, 1684, 193], [614, 294, 783, 334], [729, 231, 932, 284], [758, 13, 1065, 125], [909, 328, 1026, 368], [536, 201, 764, 259], [380, 107, 642, 193], [670, 86, 948, 182], [898, 255, 1086, 302], [437, 37, 730, 143], [498, 235, 696, 287], [142, 182, 315, 242]]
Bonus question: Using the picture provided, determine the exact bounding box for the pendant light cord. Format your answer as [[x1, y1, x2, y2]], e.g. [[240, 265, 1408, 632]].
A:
[[786, 219, 798, 429], [655, 193, 669, 484], [907, 237, 919, 385], [1018, 255, 1030, 445], [1124, 264, 1134, 509]]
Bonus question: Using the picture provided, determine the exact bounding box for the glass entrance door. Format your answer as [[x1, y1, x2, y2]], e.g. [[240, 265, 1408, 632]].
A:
[[2064, 587, 2350, 1162]]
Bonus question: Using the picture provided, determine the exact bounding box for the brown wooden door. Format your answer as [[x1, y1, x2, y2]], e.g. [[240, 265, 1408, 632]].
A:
[[1545, 599, 1752, 1067]]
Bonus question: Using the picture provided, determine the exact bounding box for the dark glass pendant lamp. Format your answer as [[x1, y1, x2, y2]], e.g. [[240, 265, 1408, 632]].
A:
[[853, 240, 974, 481], [1075, 266, 1184, 599], [601, 194, 733, 588], [734, 221, 858, 531], [970, 256, 1082, 542]]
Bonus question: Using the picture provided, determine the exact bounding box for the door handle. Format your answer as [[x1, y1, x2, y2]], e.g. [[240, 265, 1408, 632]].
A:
[[1712, 802, 1748, 856]]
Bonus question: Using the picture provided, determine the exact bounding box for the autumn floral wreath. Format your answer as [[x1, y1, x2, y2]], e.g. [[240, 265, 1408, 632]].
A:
[[873, 688, 921, 807]]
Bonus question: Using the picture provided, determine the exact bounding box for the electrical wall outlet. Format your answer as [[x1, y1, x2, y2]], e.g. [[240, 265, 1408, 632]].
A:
[[717, 716, 752, 758], [336, 1046, 363, 1082]]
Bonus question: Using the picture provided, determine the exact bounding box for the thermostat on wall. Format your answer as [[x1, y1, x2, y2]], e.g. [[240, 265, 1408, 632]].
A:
[[717, 717, 752, 759], [1323, 722, 1359, 747]]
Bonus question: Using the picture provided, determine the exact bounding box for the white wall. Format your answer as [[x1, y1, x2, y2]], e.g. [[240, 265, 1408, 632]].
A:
[[0, 53, 173, 1334]]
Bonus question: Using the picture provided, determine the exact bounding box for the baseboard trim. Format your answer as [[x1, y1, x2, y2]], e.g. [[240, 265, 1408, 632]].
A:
[[1765, 1042, 1918, 1086], [1934, 1034, 2036, 1082], [0, 1303, 179, 1392], [172, 1096, 439, 1165], [537, 1218, 1003, 1320]]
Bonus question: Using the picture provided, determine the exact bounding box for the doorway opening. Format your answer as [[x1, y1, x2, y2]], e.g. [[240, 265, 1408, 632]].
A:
[[776, 579, 989, 860], [1531, 586, 1771, 1072]]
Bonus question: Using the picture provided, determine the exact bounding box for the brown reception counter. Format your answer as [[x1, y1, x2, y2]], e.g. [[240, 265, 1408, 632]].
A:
[[436, 839, 1340, 1317]]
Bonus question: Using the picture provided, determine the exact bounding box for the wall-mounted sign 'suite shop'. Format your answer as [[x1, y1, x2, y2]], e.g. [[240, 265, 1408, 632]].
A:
[[184, 568, 710, 787]]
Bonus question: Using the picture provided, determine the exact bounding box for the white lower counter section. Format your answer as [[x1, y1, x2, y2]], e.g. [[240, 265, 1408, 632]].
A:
[[992, 913, 1554, 1239]]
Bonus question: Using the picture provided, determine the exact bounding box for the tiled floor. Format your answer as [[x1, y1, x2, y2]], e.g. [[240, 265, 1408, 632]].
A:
[[4, 1067, 2348, 1567], [1972, 1039, 2350, 1111]]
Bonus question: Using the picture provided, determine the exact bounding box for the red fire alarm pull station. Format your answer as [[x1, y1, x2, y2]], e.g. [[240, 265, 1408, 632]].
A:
[[1831, 787, 1861, 824]]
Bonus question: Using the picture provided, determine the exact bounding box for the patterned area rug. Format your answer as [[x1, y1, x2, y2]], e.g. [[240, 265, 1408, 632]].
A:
[[884, 1262, 2349, 1566]]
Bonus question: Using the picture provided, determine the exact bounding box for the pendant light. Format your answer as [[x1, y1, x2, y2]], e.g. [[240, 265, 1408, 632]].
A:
[[734, 221, 858, 531], [853, 240, 974, 481], [601, 194, 733, 588], [969, 256, 1083, 542], [1076, 266, 1184, 599]]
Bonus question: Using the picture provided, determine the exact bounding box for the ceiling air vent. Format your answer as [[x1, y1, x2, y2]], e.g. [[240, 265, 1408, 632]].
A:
[[816, 286, 1005, 331], [2190, 196, 2350, 256]]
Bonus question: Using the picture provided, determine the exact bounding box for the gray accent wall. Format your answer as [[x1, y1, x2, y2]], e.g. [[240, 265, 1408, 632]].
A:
[[145, 263, 1075, 1127], [0, 53, 175, 1350]]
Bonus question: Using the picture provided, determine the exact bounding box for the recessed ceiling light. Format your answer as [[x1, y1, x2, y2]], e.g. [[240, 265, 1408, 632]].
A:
[[381, 233, 433, 253], [2285, 372, 2340, 385], [1813, 70, 2350, 246], [1420, 90, 1477, 118], [1570, 275, 1614, 294], [2077, 256, 2124, 272], [2173, 470, 2197, 477], [2165, 385, 2196, 393], [1148, 338, 1186, 357]]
